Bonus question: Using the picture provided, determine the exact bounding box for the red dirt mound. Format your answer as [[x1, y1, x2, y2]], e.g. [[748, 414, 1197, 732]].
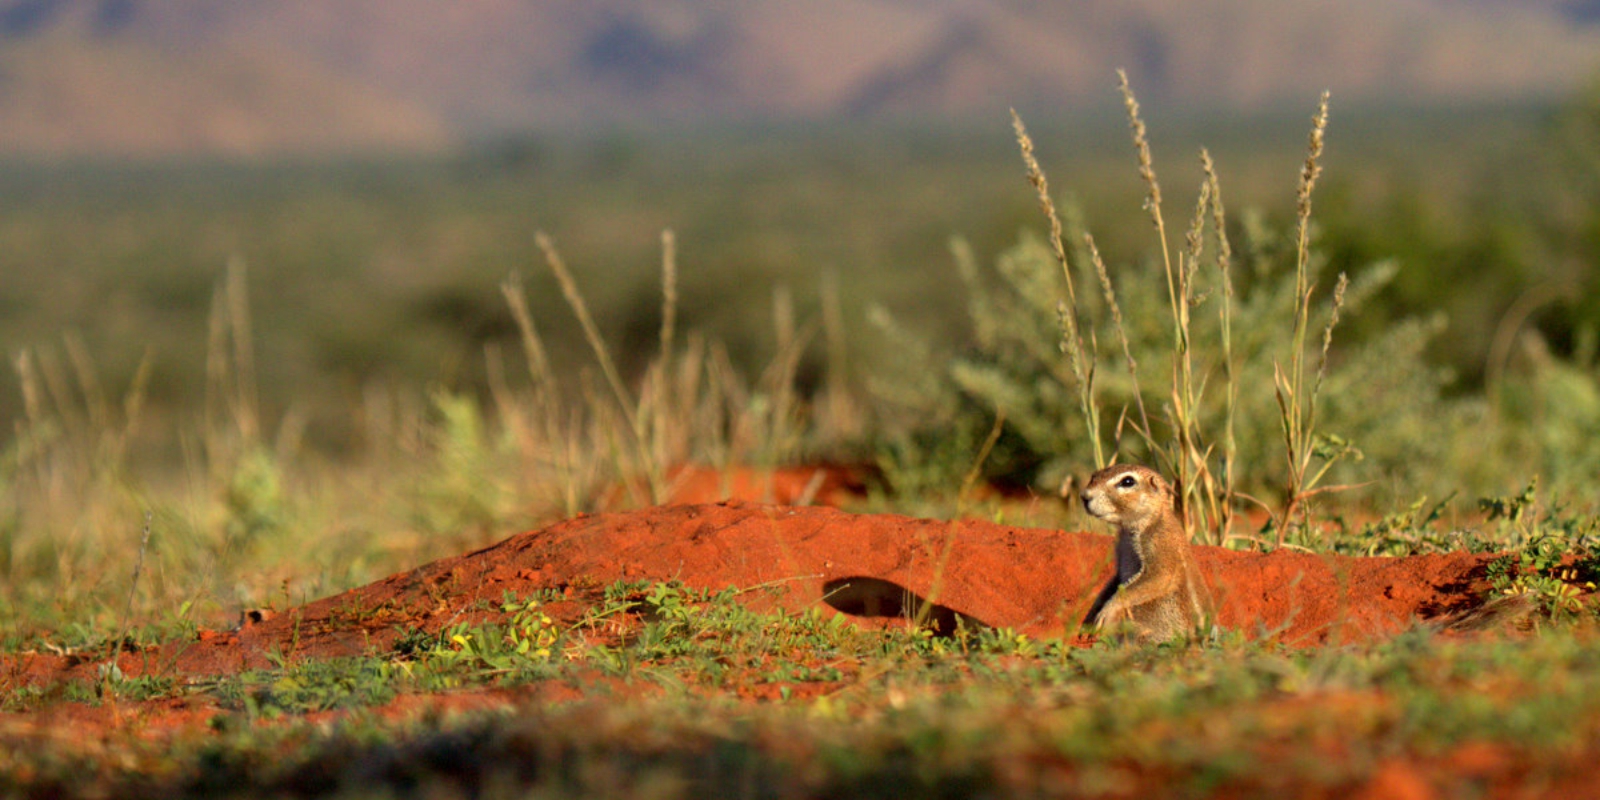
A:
[[602, 463, 871, 507], [4, 501, 1503, 691]]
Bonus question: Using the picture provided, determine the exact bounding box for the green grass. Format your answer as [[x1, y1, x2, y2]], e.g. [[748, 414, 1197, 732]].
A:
[[6, 581, 1600, 797]]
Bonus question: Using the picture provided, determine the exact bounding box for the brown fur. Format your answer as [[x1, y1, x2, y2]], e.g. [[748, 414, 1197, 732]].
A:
[[1080, 465, 1214, 641]]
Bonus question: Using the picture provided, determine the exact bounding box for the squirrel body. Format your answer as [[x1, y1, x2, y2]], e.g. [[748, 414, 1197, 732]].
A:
[[1080, 464, 1214, 641]]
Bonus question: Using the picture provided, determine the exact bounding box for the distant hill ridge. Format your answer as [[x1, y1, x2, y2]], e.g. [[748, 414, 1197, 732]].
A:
[[0, 0, 1597, 157]]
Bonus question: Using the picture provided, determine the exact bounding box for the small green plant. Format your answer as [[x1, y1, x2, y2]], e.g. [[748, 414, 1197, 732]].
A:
[[413, 390, 504, 541], [1479, 478, 1542, 531], [1485, 545, 1593, 617], [1476, 479, 1600, 616], [415, 592, 561, 678], [971, 626, 1037, 657], [1329, 493, 1465, 556], [96, 667, 176, 702], [205, 657, 400, 718]]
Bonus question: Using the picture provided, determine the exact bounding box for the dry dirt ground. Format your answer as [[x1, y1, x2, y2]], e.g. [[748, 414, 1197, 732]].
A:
[[0, 466, 1567, 797]]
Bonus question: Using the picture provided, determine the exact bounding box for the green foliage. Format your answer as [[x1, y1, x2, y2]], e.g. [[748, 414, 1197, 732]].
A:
[[575, 581, 874, 685], [207, 657, 400, 718], [878, 201, 1457, 517], [1327, 493, 1467, 557], [1491, 344, 1600, 491], [413, 391, 505, 539], [221, 448, 286, 552], [412, 592, 561, 681], [18, 626, 1600, 798], [1485, 545, 1594, 617], [96, 666, 176, 703], [1470, 479, 1600, 617], [874, 83, 1600, 535]]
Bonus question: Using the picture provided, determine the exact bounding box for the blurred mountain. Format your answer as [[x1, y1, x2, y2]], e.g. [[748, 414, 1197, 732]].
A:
[[0, 0, 1597, 157]]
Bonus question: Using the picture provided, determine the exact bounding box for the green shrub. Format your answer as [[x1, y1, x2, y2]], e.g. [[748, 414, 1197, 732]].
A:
[[875, 81, 1472, 542]]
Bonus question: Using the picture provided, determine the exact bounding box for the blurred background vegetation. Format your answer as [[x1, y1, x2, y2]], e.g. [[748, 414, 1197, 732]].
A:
[[2, 1, 1600, 636], [3, 95, 1597, 478]]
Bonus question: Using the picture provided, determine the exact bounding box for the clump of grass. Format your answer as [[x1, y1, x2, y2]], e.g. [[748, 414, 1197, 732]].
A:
[[13, 589, 1600, 798], [884, 73, 1419, 546], [1, 233, 851, 647], [1011, 110, 1103, 469], [535, 231, 665, 502], [1272, 92, 1360, 542], [514, 230, 839, 511]]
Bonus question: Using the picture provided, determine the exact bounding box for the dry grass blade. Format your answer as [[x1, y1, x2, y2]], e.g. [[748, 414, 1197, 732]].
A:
[[63, 332, 107, 433], [653, 229, 680, 475], [202, 262, 261, 464], [922, 408, 1007, 627], [111, 510, 153, 655], [959, 409, 1007, 504], [536, 232, 638, 422], [659, 229, 678, 370], [1117, 69, 1172, 290], [33, 347, 81, 438], [1201, 149, 1238, 542], [537, 231, 664, 502], [225, 258, 259, 445], [1307, 272, 1350, 438], [819, 269, 860, 440], [1086, 233, 1152, 443], [1273, 90, 1348, 542], [14, 350, 45, 433], [111, 349, 155, 467], [1011, 108, 1103, 468], [500, 272, 552, 393]]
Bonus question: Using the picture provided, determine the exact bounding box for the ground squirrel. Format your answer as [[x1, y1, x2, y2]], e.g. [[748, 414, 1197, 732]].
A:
[[1080, 464, 1215, 641]]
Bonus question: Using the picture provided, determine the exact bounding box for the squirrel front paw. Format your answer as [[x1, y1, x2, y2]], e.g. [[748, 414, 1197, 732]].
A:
[[1093, 600, 1132, 630]]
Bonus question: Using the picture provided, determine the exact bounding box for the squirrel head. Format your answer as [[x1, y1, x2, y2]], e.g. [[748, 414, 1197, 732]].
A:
[[1080, 464, 1175, 532]]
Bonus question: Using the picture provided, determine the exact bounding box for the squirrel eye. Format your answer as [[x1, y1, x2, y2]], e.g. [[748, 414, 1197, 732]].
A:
[[1117, 475, 1137, 488]]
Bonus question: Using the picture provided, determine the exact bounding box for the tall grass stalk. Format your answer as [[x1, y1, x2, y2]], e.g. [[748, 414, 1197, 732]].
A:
[[1110, 70, 1232, 541], [652, 230, 679, 478], [204, 260, 263, 475], [535, 232, 664, 503], [1272, 92, 1355, 541], [1006, 74, 1358, 545], [1169, 177, 1214, 534], [819, 269, 861, 441], [499, 269, 608, 516], [1202, 150, 1239, 541], [110, 510, 153, 657], [1010, 110, 1103, 468], [1063, 73, 1223, 543], [499, 272, 553, 398]]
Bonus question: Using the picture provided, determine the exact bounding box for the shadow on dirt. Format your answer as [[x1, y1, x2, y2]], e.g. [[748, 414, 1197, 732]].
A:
[[821, 576, 988, 637]]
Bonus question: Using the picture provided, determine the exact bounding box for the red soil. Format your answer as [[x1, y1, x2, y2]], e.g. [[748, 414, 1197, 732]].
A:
[[0, 496, 1554, 795], [4, 500, 1500, 692]]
